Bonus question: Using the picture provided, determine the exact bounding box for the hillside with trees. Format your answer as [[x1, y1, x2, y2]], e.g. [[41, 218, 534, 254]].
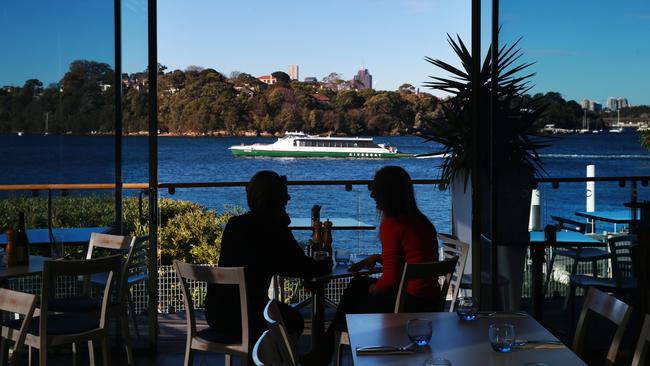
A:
[[1, 59, 647, 136]]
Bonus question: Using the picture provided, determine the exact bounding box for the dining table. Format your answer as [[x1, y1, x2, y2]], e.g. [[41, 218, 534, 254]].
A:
[[347, 312, 586, 366], [575, 209, 639, 233], [0, 255, 47, 281], [0, 227, 112, 247], [528, 231, 603, 320], [289, 218, 375, 231], [307, 263, 382, 349]]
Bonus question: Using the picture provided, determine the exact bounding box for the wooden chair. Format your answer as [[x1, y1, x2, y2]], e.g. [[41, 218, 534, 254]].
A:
[[545, 215, 610, 297], [335, 257, 459, 366], [631, 314, 650, 366], [573, 287, 633, 365], [0, 289, 38, 366], [252, 330, 280, 366], [48, 233, 145, 365], [438, 233, 470, 311], [2, 255, 122, 366], [173, 260, 250, 366], [263, 300, 297, 366], [394, 257, 459, 313]]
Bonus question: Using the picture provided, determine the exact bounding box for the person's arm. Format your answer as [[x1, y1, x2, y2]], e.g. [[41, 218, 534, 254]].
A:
[[372, 219, 403, 294]]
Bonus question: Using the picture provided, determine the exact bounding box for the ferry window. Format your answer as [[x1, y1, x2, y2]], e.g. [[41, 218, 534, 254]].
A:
[[354, 143, 358, 147]]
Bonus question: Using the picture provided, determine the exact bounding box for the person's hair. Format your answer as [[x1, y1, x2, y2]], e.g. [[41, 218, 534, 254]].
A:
[[372, 166, 424, 218], [246, 171, 289, 214]]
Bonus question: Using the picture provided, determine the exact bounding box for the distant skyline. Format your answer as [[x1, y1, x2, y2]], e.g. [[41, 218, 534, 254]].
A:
[[1, 1, 649, 105]]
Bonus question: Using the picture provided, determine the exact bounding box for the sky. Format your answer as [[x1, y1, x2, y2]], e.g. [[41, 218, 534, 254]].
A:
[[1, 0, 649, 105]]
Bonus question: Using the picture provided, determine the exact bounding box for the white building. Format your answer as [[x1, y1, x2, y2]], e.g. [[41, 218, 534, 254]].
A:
[[288, 64, 299, 80]]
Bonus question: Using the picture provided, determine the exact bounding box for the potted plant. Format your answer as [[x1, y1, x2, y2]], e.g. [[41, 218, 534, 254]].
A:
[[421, 34, 549, 310]]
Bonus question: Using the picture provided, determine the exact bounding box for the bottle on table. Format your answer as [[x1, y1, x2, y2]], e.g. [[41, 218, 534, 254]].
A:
[[311, 205, 321, 227], [4, 228, 17, 267], [14, 212, 30, 265], [311, 220, 323, 255], [322, 219, 333, 255]]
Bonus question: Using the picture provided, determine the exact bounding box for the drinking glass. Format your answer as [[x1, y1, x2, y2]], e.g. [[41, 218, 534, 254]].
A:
[[51, 235, 65, 259], [334, 249, 350, 265], [407, 318, 432, 347], [312, 250, 330, 262], [488, 323, 515, 352], [455, 297, 479, 320]]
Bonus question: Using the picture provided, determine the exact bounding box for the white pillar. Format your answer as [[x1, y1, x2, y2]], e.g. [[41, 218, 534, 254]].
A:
[[586, 165, 596, 212], [529, 189, 542, 231]]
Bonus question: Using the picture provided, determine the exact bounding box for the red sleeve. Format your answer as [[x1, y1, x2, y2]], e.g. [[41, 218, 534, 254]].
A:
[[374, 218, 404, 294]]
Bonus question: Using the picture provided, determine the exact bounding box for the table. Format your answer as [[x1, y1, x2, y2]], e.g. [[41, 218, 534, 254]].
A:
[[575, 210, 638, 224], [347, 312, 586, 366], [289, 218, 375, 231], [0, 227, 111, 246], [308, 264, 382, 349], [528, 231, 603, 320], [0, 255, 47, 280]]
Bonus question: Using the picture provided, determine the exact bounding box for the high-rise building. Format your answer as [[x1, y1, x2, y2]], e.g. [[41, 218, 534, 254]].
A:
[[607, 97, 619, 111], [618, 97, 629, 109], [288, 64, 299, 80], [581, 99, 590, 110], [353, 68, 372, 90]]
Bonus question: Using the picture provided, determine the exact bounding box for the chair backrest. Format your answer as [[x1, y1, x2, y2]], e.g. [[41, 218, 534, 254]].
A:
[[632, 314, 650, 366], [607, 235, 637, 285], [0, 288, 38, 365], [394, 257, 459, 313], [550, 215, 587, 234], [173, 260, 249, 350], [40, 255, 123, 341], [86, 233, 136, 259], [263, 300, 297, 366], [573, 287, 633, 364], [252, 330, 283, 366], [438, 233, 470, 311]]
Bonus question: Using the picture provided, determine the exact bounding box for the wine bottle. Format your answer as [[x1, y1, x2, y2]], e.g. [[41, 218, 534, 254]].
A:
[[310, 220, 323, 255], [15, 212, 30, 265], [4, 228, 17, 267], [322, 219, 333, 255]]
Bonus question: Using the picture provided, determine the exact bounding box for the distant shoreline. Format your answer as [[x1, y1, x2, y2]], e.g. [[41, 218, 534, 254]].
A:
[[5, 129, 414, 138]]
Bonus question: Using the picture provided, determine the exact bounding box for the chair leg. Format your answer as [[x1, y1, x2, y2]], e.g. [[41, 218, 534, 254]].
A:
[[591, 260, 598, 277], [224, 354, 232, 366], [72, 342, 80, 366], [38, 347, 46, 366], [101, 337, 110, 366], [127, 291, 140, 338], [544, 253, 557, 296], [1, 338, 9, 366], [183, 343, 193, 366], [334, 331, 342, 366], [120, 305, 134, 365], [88, 340, 96, 366]]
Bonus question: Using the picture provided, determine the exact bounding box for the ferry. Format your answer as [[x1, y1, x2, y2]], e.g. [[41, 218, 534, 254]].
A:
[[229, 132, 413, 158]]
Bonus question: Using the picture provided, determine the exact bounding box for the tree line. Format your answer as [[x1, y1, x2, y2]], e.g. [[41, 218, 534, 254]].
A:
[[1, 60, 648, 136]]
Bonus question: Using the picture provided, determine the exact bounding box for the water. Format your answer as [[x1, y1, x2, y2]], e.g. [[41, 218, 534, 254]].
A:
[[2, 130, 649, 252]]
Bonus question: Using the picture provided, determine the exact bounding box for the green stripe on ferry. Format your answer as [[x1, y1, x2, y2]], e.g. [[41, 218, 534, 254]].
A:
[[230, 149, 412, 158]]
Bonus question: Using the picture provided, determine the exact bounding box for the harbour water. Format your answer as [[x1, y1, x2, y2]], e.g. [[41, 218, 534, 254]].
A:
[[1, 130, 649, 252]]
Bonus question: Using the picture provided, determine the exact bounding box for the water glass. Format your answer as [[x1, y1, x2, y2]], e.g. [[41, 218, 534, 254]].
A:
[[51, 235, 65, 259], [455, 297, 479, 320], [334, 249, 350, 265], [312, 250, 330, 262], [407, 318, 432, 347], [488, 323, 515, 352]]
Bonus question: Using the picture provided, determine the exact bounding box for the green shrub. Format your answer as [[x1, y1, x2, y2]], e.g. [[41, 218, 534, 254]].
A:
[[0, 195, 242, 264]]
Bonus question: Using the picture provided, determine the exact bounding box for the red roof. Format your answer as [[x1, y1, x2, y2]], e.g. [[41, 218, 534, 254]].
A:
[[310, 93, 330, 102]]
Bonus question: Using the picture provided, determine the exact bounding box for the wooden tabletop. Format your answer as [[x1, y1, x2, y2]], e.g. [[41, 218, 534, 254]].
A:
[[0, 255, 46, 280], [289, 218, 375, 230], [347, 312, 586, 366]]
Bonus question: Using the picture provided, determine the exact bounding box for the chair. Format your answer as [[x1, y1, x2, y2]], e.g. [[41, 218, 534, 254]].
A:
[[544, 216, 610, 297], [334, 258, 459, 366], [0, 289, 38, 366], [174, 260, 250, 366], [263, 300, 297, 366], [573, 287, 632, 365], [48, 233, 146, 365], [631, 314, 650, 366], [437, 233, 470, 311], [568, 235, 637, 313], [1, 255, 122, 366], [252, 330, 281, 366]]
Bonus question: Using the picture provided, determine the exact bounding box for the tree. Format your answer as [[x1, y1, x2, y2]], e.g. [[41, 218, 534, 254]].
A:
[[398, 83, 415, 94], [271, 71, 291, 85]]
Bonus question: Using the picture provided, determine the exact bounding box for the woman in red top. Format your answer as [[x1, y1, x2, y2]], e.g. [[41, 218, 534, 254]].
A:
[[303, 166, 438, 365]]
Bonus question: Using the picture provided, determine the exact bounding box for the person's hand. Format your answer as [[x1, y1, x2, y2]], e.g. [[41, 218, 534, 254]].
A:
[[348, 254, 380, 272]]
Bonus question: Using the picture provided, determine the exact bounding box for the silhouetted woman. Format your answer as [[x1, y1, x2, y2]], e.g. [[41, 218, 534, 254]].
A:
[[205, 171, 331, 345], [305, 166, 439, 365]]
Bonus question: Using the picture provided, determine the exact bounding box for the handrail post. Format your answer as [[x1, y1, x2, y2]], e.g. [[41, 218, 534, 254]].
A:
[[47, 190, 54, 243]]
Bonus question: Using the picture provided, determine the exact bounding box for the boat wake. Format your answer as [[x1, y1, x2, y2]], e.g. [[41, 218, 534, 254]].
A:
[[540, 153, 650, 159]]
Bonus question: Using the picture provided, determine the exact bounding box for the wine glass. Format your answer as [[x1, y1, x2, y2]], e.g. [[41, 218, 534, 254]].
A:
[[488, 323, 515, 352], [407, 318, 432, 347], [334, 249, 350, 265]]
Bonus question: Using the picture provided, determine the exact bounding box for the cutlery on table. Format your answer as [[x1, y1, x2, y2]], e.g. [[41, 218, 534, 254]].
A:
[[356, 343, 416, 355]]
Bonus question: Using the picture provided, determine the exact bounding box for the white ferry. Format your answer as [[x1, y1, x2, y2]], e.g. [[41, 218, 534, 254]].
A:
[[229, 132, 412, 158]]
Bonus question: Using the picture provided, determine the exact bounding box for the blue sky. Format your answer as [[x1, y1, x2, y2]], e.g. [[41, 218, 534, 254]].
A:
[[1, 1, 649, 105]]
